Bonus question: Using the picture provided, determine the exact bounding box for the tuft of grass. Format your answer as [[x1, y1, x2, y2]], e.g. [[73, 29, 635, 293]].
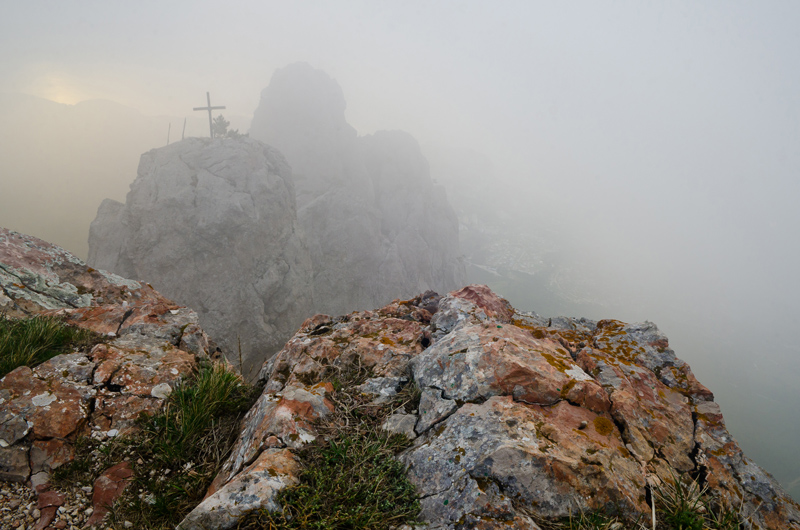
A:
[[54, 362, 257, 530], [533, 471, 744, 530], [0, 313, 100, 378], [654, 471, 707, 530], [536, 509, 627, 530], [654, 472, 743, 530], [238, 370, 421, 530]]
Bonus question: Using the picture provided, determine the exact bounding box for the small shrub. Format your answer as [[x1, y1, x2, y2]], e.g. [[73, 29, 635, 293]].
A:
[[0, 314, 100, 378]]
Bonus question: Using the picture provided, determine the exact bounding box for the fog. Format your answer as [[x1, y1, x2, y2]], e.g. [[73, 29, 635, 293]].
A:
[[2, 2, 799, 499]]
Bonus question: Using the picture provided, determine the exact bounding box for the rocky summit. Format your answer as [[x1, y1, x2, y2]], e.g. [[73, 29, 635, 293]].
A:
[[88, 109, 465, 377], [3, 228, 800, 529], [184, 287, 799, 529], [87, 136, 313, 377]]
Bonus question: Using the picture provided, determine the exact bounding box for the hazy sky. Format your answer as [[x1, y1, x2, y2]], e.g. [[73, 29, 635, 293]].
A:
[[3, 0, 800, 495], [5, 0, 796, 347]]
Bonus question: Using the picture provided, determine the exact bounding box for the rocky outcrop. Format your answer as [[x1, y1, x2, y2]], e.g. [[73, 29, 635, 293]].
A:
[[89, 65, 464, 376], [250, 62, 465, 317], [0, 228, 217, 492], [87, 137, 313, 378], [185, 284, 800, 530]]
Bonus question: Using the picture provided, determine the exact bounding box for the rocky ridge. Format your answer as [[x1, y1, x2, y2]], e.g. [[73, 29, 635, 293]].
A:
[[4, 228, 799, 529], [0, 228, 220, 529], [182, 285, 800, 529]]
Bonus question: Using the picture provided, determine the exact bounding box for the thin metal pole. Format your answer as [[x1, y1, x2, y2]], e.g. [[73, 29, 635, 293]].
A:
[[206, 92, 213, 137]]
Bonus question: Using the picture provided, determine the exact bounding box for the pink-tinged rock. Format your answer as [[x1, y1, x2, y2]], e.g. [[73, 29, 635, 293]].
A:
[[0, 366, 88, 440], [179, 449, 301, 530], [591, 319, 713, 402], [260, 311, 426, 392], [449, 285, 514, 322], [413, 322, 600, 407], [403, 396, 646, 524], [30, 439, 74, 474], [35, 490, 65, 530], [90, 344, 124, 385], [577, 346, 696, 472], [108, 347, 194, 397], [0, 228, 166, 320], [221, 382, 333, 483], [33, 353, 94, 384], [87, 461, 134, 526], [92, 390, 161, 435]]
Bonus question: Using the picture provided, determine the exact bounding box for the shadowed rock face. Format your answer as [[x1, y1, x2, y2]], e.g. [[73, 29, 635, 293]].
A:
[[186, 284, 800, 530], [250, 62, 465, 317], [87, 137, 313, 377]]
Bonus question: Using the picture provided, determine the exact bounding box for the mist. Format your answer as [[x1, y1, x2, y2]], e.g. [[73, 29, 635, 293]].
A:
[[2, 1, 799, 499]]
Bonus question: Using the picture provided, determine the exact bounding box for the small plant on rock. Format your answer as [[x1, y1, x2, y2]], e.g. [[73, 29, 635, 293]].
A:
[[238, 364, 421, 530], [54, 361, 256, 530], [0, 314, 100, 377]]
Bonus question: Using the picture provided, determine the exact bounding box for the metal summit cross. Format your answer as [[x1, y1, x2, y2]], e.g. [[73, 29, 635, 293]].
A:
[[193, 92, 226, 137]]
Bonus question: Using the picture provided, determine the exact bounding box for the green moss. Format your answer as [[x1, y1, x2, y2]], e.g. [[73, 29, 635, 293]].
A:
[[541, 351, 571, 372], [593, 416, 614, 436]]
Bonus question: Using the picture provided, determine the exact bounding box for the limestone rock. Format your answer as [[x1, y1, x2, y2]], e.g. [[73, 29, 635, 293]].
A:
[[0, 228, 216, 485], [415, 388, 457, 434], [250, 62, 465, 318], [383, 413, 418, 440], [87, 137, 313, 378], [0, 445, 30, 482], [178, 449, 300, 530], [201, 284, 800, 530], [87, 461, 133, 526]]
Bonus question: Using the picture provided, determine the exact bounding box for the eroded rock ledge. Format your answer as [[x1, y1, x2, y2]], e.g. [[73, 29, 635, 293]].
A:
[[184, 285, 800, 530]]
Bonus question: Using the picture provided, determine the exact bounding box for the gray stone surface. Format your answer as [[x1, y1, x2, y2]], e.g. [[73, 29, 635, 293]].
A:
[[382, 413, 418, 440], [250, 62, 465, 317], [415, 387, 457, 434], [178, 449, 300, 530], [88, 137, 313, 378], [0, 445, 30, 482]]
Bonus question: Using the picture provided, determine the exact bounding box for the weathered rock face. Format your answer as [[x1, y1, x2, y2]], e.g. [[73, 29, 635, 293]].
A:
[[87, 137, 313, 377], [187, 284, 800, 530], [250, 62, 465, 316], [0, 228, 217, 485]]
